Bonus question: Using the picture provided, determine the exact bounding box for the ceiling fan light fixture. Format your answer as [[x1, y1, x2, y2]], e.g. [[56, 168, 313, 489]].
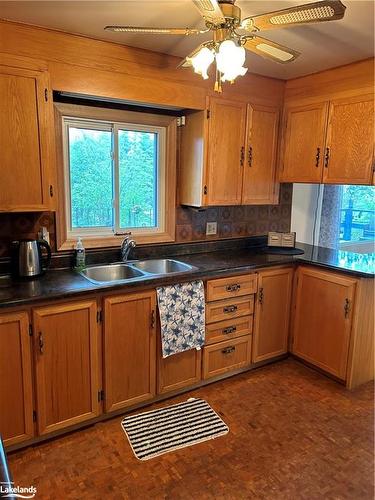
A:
[[216, 39, 248, 82], [189, 46, 215, 79]]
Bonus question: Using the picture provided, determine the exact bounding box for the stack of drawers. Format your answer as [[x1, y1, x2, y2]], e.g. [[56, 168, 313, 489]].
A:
[[203, 273, 258, 379]]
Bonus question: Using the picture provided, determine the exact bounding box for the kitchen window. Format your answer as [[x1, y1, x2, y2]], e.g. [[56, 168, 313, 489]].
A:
[[55, 104, 176, 249]]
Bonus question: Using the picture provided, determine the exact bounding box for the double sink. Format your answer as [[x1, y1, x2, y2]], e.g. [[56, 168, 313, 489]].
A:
[[80, 258, 197, 285]]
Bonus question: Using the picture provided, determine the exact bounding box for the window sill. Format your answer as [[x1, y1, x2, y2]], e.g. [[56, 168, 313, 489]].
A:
[[58, 230, 176, 251]]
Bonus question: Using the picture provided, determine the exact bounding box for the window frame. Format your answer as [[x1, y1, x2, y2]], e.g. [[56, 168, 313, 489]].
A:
[[54, 103, 176, 250]]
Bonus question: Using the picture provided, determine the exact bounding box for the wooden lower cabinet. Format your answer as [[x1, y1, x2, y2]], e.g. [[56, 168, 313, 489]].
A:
[[252, 267, 294, 363], [0, 312, 34, 446], [203, 335, 252, 380], [103, 291, 156, 412], [158, 348, 202, 394], [292, 266, 357, 380], [33, 300, 99, 435]]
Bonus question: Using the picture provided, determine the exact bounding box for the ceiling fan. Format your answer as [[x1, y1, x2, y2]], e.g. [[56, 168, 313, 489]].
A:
[[105, 0, 346, 91]]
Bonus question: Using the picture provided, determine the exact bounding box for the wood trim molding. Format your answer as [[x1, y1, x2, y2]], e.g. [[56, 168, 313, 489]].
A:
[[54, 103, 176, 250]]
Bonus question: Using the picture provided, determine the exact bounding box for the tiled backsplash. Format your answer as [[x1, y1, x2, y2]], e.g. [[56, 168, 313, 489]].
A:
[[0, 184, 292, 258], [176, 184, 292, 242]]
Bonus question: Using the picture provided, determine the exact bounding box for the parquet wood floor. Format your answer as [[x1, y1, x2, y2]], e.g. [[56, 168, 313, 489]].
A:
[[8, 360, 374, 500]]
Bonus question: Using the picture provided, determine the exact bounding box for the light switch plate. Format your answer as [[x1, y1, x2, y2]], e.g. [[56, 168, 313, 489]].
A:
[[206, 222, 217, 235]]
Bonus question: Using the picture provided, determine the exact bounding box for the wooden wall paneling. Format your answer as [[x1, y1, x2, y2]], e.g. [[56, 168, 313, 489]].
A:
[[284, 58, 375, 105]]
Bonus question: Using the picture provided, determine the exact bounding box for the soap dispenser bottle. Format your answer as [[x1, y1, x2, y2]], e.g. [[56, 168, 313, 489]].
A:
[[74, 237, 86, 271]]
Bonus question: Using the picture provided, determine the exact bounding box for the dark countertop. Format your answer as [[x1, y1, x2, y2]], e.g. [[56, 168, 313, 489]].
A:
[[0, 242, 373, 309]]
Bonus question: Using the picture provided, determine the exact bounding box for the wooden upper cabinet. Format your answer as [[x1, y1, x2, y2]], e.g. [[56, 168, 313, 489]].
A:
[[242, 104, 279, 204], [0, 311, 34, 447], [0, 64, 55, 211], [253, 267, 294, 363], [206, 97, 247, 205], [292, 266, 357, 380], [323, 94, 374, 185], [103, 291, 156, 412], [33, 300, 99, 435], [280, 102, 328, 183]]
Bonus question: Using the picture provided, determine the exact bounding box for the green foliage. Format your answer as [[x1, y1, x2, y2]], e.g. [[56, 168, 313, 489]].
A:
[[69, 126, 157, 229]]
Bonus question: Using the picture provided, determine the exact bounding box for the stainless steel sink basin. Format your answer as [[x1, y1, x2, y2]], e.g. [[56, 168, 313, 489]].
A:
[[129, 259, 195, 275], [80, 263, 146, 284], [80, 258, 196, 285]]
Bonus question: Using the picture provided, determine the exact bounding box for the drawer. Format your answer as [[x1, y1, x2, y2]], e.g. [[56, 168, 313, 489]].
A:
[[206, 295, 254, 324], [203, 335, 252, 379], [206, 274, 257, 302], [206, 315, 253, 345]]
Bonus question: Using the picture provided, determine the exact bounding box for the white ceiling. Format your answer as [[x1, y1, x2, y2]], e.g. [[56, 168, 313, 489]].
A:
[[0, 0, 374, 79]]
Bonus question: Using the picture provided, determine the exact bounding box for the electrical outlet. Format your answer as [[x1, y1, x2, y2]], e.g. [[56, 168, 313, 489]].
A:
[[206, 222, 217, 236]]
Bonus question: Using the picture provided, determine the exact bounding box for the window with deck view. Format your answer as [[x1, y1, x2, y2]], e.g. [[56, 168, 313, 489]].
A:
[[63, 117, 166, 240]]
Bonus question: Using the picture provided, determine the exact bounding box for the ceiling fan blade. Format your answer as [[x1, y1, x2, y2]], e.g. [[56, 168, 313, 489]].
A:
[[241, 0, 346, 32], [243, 36, 300, 64], [104, 26, 203, 35], [192, 0, 225, 25], [178, 44, 206, 68]]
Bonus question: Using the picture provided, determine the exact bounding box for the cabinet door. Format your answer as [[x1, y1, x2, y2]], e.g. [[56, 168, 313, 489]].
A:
[[242, 104, 279, 204], [253, 267, 293, 363], [0, 312, 34, 447], [0, 65, 54, 211], [104, 291, 156, 412], [280, 102, 328, 183], [158, 348, 201, 394], [292, 267, 356, 380], [206, 97, 247, 205], [33, 300, 99, 435], [323, 94, 374, 184]]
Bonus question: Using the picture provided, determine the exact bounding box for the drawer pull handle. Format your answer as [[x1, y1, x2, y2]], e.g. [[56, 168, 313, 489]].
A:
[[226, 284, 241, 292], [223, 305, 238, 314], [223, 326, 237, 334], [222, 346, 236, 355]]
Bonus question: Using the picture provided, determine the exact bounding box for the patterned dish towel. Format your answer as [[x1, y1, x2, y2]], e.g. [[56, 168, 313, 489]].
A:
[[156, 280, 205, 358]]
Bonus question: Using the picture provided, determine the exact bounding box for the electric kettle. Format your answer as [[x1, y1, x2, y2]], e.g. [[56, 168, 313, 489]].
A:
[[11, 239, 52, 278]]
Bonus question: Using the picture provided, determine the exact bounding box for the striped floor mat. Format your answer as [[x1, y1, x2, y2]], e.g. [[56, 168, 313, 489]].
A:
[[121, 398, 229, 461]]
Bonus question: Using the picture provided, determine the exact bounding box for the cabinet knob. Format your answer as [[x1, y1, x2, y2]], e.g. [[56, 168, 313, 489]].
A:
[[240, 146, 245, 167], [38, 332, 44, 354], [315, 147, 320, 167], [222, 346, 236, 355], [248, 146, 253, 167], [223, 305, 238, 314], [226, 284, 241, 292], [344, 298, 351, 318], [324, 147, 330, 168], [223, 326, 237, 335]]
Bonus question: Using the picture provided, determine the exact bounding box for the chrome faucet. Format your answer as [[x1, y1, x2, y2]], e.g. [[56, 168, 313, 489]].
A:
[[121, 233, 136, 262]]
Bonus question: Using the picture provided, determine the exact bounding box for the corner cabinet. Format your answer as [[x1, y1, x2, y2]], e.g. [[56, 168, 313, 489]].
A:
[[103, 291, 156, 412], [180, 97, 280, 206], [252, 267, 294, 363], [291, 267, 356, 380], [0, 312, 34, 447], [280, 93, 374, 185], [0, 60, 56, 211], [33, 300, 99, 435]]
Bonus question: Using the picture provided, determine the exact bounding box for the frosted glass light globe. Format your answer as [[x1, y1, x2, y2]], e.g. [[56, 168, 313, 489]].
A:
[[216, 40, 248, 82], [191, 47, 215, 80]]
